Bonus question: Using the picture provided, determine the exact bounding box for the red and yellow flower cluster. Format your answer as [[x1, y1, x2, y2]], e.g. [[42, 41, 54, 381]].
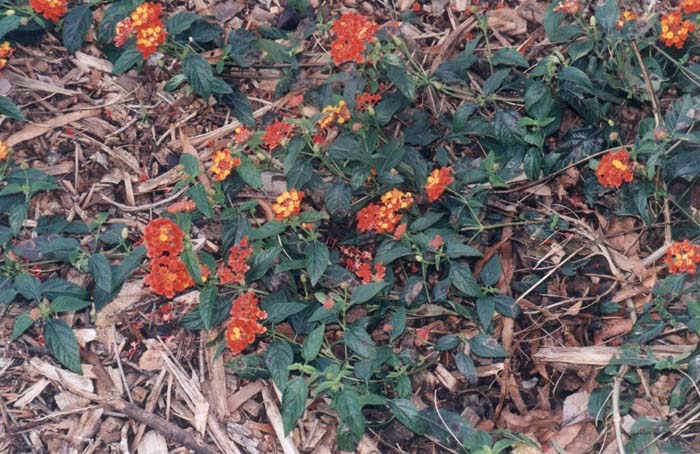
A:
[[210, 148, 241, 181], [665, 240, 700, 274], [681, 0, 700, 15], [595, 150, 634, 188], [357, 92, 381, 110], [318, 100, 351, 129], [340, 245, 386, 284], [263, 120, 295, 149], [357, 189, 414, 234], [0, 42, 13, 71], [143, 218, 194, 298], [659, 11, 696, 48], [273, 189, 304, 220], [617, 11, 638, 29], [30, 0, 67, 22], [329, 13, 379, 65], [218, 236, 252, 284], [225, 291, 267, 355], [114, 3, 167, 59], [553, 0, 580, 15], [425, 167, 454, 202]]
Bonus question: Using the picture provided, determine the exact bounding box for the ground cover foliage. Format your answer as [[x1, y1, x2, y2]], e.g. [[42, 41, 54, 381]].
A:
[[2, 0, 700, 452]]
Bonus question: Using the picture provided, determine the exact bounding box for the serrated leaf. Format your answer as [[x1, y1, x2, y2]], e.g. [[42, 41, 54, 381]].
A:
[[449, 263, 481, 297], [180, 153, 199, 176], [349, 282, 387, 306], [305, 241, 329, 287], [492, 48, 529, 68], [218, 86, 256, 127], [454, 351, 478, 385], [62, 6, 92, 53], [112, 47, 142, 75], [166, 11, 200, 35], [385, 64, 415, 100], [44, 319, 82, 374], [89, 254, 112, 294], [265, 340, 293, 390], [181, 249, 203, 284], [183, 53, 214, 99], [0, 96, 25, 121], [236, 157, 262, 189], [112, 245, 146, 288], [344, 324, 376, 359], [262, 301, 307, 324], [390, 307, 406, 342], [595, 0, 619, 32], [198, 286, 218, 329], [480, 254, 501, 287], [14, 273, 41, 301], [188, 183, 213, 218], [0, 15, 21, 41], [11, 311, 35, 340], [389, 399, 426, 435], [470, 334, 507, 358], [476, 296, 495, 330], [332, 388, 365, 438], [50, 296, 92, 313], [324, 182, 352, 219], [302, 323, 324, 362], [282, 378, 308, 436], [435, 334, 459, 351]]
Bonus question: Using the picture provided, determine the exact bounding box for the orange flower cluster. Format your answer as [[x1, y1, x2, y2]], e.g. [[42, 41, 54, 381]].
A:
[[318, 100, 351, 129], [0, 42, 13, 71], [595, 150, 634, 188], [226, 291, 267, 355], [146, 255, 194, 298], [357, 189, 414, 234], [144, 218, 185, 258], [665, 240, 700, 274], [29, 0, 67, 22], [210, 148, 241, 181], [218, 236, 252, 284], [617, 11, 638, 29], [659, 11, 695, 48], [356, 262, 386, 284], [553, 0, 580, 14], [681, 0, 700, 15], [340, 245, 385, 284], [329, 13, 379, 65], [114, 3, 167, 58], [357, 93, 381, 110], [272, 189, 304, 220], [263, 121, 295, 149], [0, 140, 8, 161], [425, 167, 454, 202], [233, 127, 252, 145], [167, 200, 196, 214]]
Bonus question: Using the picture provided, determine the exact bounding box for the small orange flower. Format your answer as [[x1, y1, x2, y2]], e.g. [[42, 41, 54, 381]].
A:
[[114, 18, 134, 47], [357, 92, 381, 110], [210, 148, 241, 181], [318, 100, 351, 129], [665, 240, 700, 274], [233, 127, 252, 145], [357, 203, 402, 234], [218, 236, 252, 284], [659, 11, 695, 49], [329, 13, 379, 65], [146, 255, 194, 298], [595, 150, 634, 188], [226, 291, 267, 355], [380, 189, 414, 212], [553, 0, 579, 14], [136, 25, 167, 59], [429, 234, 444, 250], [681, 0, 700, 15], [143, 218, 185, 258], [272, 189, 303, 220], [0, 42, 13, 70], [425, 167, 454, 202], [167, 200, 196, 214], [355, 262, 386, 284], [393, 223, 407, 240], [29, 0, 67, 22], [0, 140, 8, 161], [130, 2, 162, 28], [263, 121, 295, 149], [617, 11, 638, 29]]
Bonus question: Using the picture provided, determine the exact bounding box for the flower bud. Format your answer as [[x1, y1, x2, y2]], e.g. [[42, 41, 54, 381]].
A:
[[590, 16, 597, 27], [5, 9, 15, 16], [121, 227, 129, 240], [415, 255, 423, 262], [609, 131, 619, 141]]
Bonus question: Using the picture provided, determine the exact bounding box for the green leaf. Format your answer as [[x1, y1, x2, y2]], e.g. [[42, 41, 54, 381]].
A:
[[248, 221, 288, 241], [390, 307, 406, 342], [349, 282, 387, 306], [449, 263, 481, 297], [183, 53, 214, 99], [305, 241, 329, 287], [0, 96, 25, 121], [262, 301, 308, 324], [454, 351, 478, 385], [480, 254, 501, 287], [112, 245, 146, 288], [265, 340, 293, 390], [181, 249, 203, 285], [282, 378, 308, 436], [44, 319, 82, 374], [344, 324, 376, 359], [50, 296, 92, 313], [389, 399, 426, 435], [324, 182, 352, 219], [42, 279, 89, 300], [483, 69, 510, 95], [490, 294, 522, 319], [11, 311, 35, 340], [302, 324, 324, 362], [62, 6, 92, 53], [188, 183, 213, 218], [470, 334, 507, 358], [112, 47, 143, 75], [89, 254, 112, 294], [435, 334, 459, 351], [180, 153, 199, 176], [332, 388, 365, 438], [218, 87, 256, 127], [198, 286, 218, 329], [476, 296, 495, 330], [14, 273, 42, 301], [385, 64, 415, 100], [0, 15, 21, 41], [236, 157, 262, 189], [166, 11, 200, 35], [98, 0, 142, 43], [492, 48, 529, 68], [558, 66, 594, 93], [595, 0, 620, 32]]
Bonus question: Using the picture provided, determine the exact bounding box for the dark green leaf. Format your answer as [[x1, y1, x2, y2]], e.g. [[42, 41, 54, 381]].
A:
[[265, 340, 293, 390], [246, 247, 281, 282], [188, 183, 213, 218], [454, 351, 478, 385], [385, 64, 415, 100], [262, 301, 308, 324], [449, 263, 481, 297], [0, 96, 25, 121], [476, 296, 495, 330], [42, 278, 89, 300], [492, 48, 529, 68], [390, 307, 406, 342], [183, 53, 214, 99], [435, 334, 459, 351], [166, 11, 200, 35], [349, 282, 387, 305], [62, 6, 92, 53], [480, 254, 501, 287], [112, 246, 146, 288], [389, 399, 426, 435], [483, 69, 510, 95], [218, 86, 256, 127], [305, 241, 329, 287], [11, 311, 34, 340], [282, 378, 308, 436], [470, 334, 507, 358], [180, 153, 199, 176], [0, 15, 21, 41], [15, 273, 42, 301], [236, 157, 262, 189], [595, 0, 620, 32], [198, 286, 218, 329], [302, 323, 324, 362], [324, 182, 352, 219], [332, 388, 365, 438], [490, 294, 522, 319], [89, 254, 112, 294], [50, 296, 92, 313], [112, 47, 142, 75], [344, 324, 376, 359], [181, 249, 203, 285], [44, 319, 82, 374], [249, 221, 288, 241]]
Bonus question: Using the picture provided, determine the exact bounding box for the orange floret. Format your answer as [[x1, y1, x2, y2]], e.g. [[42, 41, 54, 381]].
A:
[[218, 236, 252, 285], [595, 150, 634, 188], [660, 11, 695, 49], [665, 240, 700, 274], [0, 140, 8, 161], [143, 218, 185, 258], [136, 24, 167, 59], [272, 189, 303, 220], [681, 0, 700, 15], [318, 100, 351, 129], [425, 167, 454, 202], [29, 0, 67, 22], [114, 18, 134, 47], [146, 255, 195, 298], [553, 0, 580, 14], [263, 121, 295, 149], [617, 11, 638, 29], [357, 92, 381, 110], [210, 148, 241, 182]]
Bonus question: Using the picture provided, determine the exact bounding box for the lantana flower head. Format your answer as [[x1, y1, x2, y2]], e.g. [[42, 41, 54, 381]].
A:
[[263, 121, 295, 149], [617, 11, 638, 29], [357, 93, 381, 110], [318, 100, 351, 129], [357, 203, 402, 234], [660, 11, 695, 48], [144, 218, 185, 258], [553, 0, 580, 14], [30, 0, 67, 22], [226, 291, 267, 355], [355, 262, 386, 284], [380, 189, 414, 212], [595, 150, 634, 188], [233, 127, 252, 145], [146, 255, 194, 298], [218, 236, 252, 284], [0, 42, 13, 70], [665, 240, 700, 274], [329, 13, 379, 65], [210, 148, 241, 181], [114, 18, 133, 47], [136, 25, 167, 59], [130, 2, 163, 28], [681, 0, 700, 15], [425, 167, 454, 202], [272, 189, 303, 220]]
